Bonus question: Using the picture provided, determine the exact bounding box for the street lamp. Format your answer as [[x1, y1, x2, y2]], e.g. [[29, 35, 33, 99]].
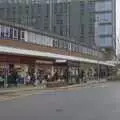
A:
[[95, 17, 100, 81]]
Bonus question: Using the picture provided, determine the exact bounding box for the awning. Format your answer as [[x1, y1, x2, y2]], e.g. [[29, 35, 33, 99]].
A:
[[0, 46, 114, 67]]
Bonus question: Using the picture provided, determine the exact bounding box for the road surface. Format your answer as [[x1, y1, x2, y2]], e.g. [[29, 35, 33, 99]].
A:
[[0, 82, 120, 120]]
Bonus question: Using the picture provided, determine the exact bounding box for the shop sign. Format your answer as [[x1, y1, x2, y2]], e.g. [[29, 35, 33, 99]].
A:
[[36, 60, 53, 64], [67, 61, 80, 67], [15, 65, 21, 68], [56, 60, 67, 63]]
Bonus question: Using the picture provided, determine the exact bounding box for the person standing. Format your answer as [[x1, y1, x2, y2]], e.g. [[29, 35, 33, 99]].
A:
[[0, 74, 4, 88], [81, 70, 84, 82], [31, 73, 36, 86], [25, 73, 30, 86]]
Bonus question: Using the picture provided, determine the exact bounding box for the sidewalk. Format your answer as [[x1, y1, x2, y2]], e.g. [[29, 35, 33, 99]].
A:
[[0, 79, 107, 95]]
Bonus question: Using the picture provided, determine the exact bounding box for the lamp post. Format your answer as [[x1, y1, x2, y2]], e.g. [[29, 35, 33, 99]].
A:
[[95, 17, 100, 81]]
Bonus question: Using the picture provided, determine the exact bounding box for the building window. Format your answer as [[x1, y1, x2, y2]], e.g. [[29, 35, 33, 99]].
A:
[[21, 31, 25, 41], [81, 24, 84, 35], [80, 1, 85, 8], [13, 28, 18, 39], [10, 28, 13, 39], [22, 32, 24, 39], [95, 1, 112, 12], [12, 7, 16, 15], [53, 39, 58, 48], [14, 30, 17, 37]]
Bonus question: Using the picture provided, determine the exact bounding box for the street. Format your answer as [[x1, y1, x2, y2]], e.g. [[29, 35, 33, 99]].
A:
[[0, 82, 120, 120]]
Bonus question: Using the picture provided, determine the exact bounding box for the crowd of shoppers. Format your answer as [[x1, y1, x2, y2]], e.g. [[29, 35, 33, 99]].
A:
[[0, 70, 61, 88], [0, 68, 108, 88]]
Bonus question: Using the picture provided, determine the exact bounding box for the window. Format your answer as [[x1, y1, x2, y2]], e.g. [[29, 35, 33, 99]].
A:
[[81, 24, 84, 35], [5, 27, 10, 39], [25, 6, 29, 14], [59, 40, 64, 49], [99, 36, 112, 47], [83, 47, 87, 54], [14, 29, 17, 37], [21, 31, 25, 41], [46, 4, 49, 17], [98, 25, 112, 35], [95, 13, 112, 23], [53, 39, 58, 48], [0, 8, 4, 17], [80, 1, 85, 8], [63, 41, 68, 50], [88, 24, 94, 34], [60, 29, 63, 36], [12, 7, 16, 15], [22, 32, 24, 39], [95, 1, 112, 12], [87, 1, 95, 11], [68, 43, 71, 51], [10, 28, 13, 39]]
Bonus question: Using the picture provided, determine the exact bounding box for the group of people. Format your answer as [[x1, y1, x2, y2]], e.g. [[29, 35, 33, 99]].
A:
[[24, 72, 47, 86], [4, 70, 60, 87], [0, 71, 48, 88], [0, 69, 65, 88], [0, 68, 105, 88]]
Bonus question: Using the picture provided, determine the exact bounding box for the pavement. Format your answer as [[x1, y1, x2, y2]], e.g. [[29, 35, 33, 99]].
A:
[[0, 79, 106, 95], [0, 81, 120, 120], [0, 79, 106, 102]]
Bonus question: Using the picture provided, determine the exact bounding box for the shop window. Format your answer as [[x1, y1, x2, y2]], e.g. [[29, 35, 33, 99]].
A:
[[18, 29, 21, 40], [53, 39, 58, 48], [5, 27, 10, 39], [10, 28, 13, 39], [13, 28, 18, 39], [1, 32, 4, 38], [21, 31, 25, 41], [68, 43, 71, 51]]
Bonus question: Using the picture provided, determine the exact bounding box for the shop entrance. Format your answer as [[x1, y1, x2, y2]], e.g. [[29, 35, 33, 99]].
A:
[[54, 60, 80, 84]]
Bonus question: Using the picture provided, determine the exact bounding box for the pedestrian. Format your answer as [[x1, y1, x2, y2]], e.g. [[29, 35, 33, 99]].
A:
[[42, 78, 47, 89], [7, 72, 11, 87], [12, 71, 18, 87], [81, 70, 84, 82], [34, 73, 40, 86], [54, 71, 59, 81], [25, 73, 30, 86], [0, 74, 4, 88], [31, 73, 36, 86]]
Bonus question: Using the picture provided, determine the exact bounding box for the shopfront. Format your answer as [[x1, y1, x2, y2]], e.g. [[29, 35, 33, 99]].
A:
[[0, 54, 54, 86], [35, 60, 53, 82], [67, 61, 80, 84], [54, 60, 80, 85]]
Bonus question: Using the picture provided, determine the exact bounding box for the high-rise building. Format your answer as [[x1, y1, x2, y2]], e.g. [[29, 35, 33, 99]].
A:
[[95, 0, 116, 56], [0, 0, 116, 56], [0, 0, 115, 85], [0, 0, 95, 47]]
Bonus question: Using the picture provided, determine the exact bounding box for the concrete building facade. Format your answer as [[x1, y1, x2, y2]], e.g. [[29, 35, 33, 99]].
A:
[[0, 20, 114, 85], [0, 0, 95, 47], [0, 0, 116, 58], [95, 0, 116, 55]]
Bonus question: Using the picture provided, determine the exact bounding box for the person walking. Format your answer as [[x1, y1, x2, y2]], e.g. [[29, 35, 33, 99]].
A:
[[25, 73, 30, 86], [81, 70, 84, 82], [0, 74, 4, 88], [31, 73, 36, 87]]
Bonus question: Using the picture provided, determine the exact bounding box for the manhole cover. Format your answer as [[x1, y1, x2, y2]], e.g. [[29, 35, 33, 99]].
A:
[[56, 108, 64, 112]]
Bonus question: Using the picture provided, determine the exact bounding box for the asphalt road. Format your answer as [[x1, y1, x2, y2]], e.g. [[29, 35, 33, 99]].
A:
[[0, 82, 120, 120]]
